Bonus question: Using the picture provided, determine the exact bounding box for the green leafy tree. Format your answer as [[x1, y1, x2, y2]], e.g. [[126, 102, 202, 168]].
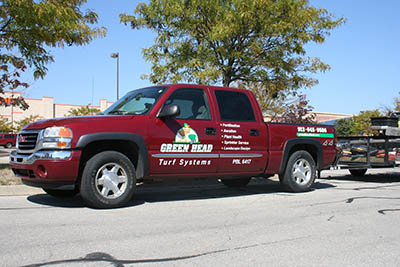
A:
[[0, 0, 106, 109], [351, 110, 382, 136], [0, 117, 14, 132], [335, 110, 382, 136], [14, 115, 40, 132], [121, 0, 344, 99], [334, 118, 354, 137], [67, 105, 100, 116]]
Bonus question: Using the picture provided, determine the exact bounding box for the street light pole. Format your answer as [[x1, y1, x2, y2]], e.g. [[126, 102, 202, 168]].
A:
[[110, 52, 119, 100]]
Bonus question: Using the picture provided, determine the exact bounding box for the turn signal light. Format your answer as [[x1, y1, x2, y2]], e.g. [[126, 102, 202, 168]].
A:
[[57, 141, 67, 148], [59, 127, 72, 138]]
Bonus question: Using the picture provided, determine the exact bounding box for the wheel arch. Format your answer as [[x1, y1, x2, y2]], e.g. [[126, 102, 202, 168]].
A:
[[76, 132, 149, 182], [279, 138, 323, 175]]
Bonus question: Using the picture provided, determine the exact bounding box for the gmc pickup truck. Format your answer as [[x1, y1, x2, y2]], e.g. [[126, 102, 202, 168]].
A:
[[10, 84, 337, 208]]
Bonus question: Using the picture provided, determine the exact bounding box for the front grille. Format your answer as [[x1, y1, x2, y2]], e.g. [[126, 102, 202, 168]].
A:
[[17, 131, 40, 151]]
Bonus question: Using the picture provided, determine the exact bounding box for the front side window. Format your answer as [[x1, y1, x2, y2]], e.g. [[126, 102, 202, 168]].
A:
[[215, 90, 256, 121], [103, 86, 167, 115], [163, 88, 211, 120]]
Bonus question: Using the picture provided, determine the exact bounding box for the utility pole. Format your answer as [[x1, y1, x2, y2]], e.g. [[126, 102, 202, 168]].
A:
[[110, 52, 119, 100]]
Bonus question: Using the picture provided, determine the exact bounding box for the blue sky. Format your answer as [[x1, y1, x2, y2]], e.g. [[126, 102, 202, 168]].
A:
[[22, 0, 400, 115]]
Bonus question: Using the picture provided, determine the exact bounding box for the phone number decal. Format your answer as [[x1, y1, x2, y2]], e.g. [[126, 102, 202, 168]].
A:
[[297, 127, 333, 138]]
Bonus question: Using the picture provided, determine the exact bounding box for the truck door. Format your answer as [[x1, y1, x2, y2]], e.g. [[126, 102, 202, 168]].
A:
[[213, 89, 268, 173], [149, 87, 219, 175]]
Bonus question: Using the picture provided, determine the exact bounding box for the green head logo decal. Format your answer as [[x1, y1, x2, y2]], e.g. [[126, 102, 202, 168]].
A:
[[175, 123, 199, 144]]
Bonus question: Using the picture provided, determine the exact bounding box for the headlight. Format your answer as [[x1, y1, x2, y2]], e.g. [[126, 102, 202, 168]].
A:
[[41, 127, 73, 149]]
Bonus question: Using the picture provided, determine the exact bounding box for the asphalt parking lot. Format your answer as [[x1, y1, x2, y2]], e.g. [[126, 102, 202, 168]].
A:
[[0, 168, 399, 267]]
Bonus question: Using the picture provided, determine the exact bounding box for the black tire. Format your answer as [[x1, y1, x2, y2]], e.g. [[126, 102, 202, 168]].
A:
[[349, 169, 367, 176], [279, 150, 316, 192], [220, 177, 251, 188], [43, 188, 78, 198], [80, 151, 136, 209], [5, 142, 12, 148]]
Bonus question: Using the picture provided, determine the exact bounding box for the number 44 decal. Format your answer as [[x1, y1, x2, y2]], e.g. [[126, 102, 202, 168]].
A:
[[322, 139, 334, 146]]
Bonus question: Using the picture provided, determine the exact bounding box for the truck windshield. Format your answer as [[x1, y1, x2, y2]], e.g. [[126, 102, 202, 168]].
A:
[[103, 86, 168, 115]]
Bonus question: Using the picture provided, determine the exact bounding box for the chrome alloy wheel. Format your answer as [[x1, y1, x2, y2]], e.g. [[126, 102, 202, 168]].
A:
[[95, 163, 128, 199], [291, 158, 312, 185]]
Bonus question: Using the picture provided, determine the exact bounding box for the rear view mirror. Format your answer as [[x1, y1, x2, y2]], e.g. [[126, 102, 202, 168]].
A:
[[157, 104, 180, 120]]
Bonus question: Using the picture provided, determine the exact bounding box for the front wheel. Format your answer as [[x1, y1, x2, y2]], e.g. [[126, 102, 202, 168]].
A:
[[220, 177, 251, 188], [80, 151, 136, 209], [279, 150, 316, 192], [5, 142, 12, 148]]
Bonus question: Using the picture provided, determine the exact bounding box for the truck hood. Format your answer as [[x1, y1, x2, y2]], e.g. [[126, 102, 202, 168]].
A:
[[22, 115, 133, 130]]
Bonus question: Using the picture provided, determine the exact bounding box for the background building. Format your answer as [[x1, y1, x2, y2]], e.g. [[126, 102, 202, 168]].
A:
[[0, 91, 114, 123], [313, 112, 352, 124]]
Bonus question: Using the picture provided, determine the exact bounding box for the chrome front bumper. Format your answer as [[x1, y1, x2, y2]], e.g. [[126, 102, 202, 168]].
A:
[[10, 150, 72, 165]]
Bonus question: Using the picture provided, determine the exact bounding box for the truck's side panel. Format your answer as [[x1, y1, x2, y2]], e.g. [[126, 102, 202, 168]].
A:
[[265, 123, 336, 174]]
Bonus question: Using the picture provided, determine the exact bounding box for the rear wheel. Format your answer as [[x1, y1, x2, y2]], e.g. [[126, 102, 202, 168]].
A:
[[43, 188, 78, 198], [220, 177, 251, 188], [279, 150, 316, 192], [5, 142, 12, 148], [80, 151, 136, 209], [349, 169, 367, 176]]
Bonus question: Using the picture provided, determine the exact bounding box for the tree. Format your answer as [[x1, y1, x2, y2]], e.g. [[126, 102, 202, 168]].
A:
[[382, 91, 400, 116], [0, 0, 106, 109], [237, 81, 286, 121], [334, 110, 382, 137], [0, 117, 14, 132], [273, 95, 316, 124], [14, 115, 40, 132], [351, 110, 382, 136], [334, 118, 353, 137], [67, 105, 100, 116], [120, 0, 344, 100]]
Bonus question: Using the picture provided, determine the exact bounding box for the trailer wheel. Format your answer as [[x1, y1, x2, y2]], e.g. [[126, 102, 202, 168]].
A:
[[80, 151, 136, 209], [220, 177, 251, 187], [279, 150, 316, 192], [349, 169, 367, 177]]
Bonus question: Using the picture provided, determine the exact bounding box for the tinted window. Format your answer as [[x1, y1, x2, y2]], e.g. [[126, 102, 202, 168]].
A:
[[214, 90, 255, 121], [164, 88, 211, 120], [4, 134, 14, 139]]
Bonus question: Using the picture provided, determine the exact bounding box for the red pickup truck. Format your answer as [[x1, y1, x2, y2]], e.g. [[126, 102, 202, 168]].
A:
[[10, 84, 336, 208]]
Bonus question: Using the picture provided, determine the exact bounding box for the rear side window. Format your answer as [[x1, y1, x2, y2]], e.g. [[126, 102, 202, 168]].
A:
[[214, 90, 256, 121], [5, 134, 14, 139]]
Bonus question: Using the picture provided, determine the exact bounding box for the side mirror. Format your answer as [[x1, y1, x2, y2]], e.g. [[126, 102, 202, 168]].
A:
[[157, 104, 181, 120]]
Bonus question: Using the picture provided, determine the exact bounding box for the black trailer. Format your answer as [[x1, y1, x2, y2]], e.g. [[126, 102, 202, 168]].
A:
[[334, 117, 400, 176]]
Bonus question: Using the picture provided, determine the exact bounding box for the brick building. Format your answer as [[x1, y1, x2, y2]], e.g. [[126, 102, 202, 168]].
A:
[[0, 91, 114, 124]]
